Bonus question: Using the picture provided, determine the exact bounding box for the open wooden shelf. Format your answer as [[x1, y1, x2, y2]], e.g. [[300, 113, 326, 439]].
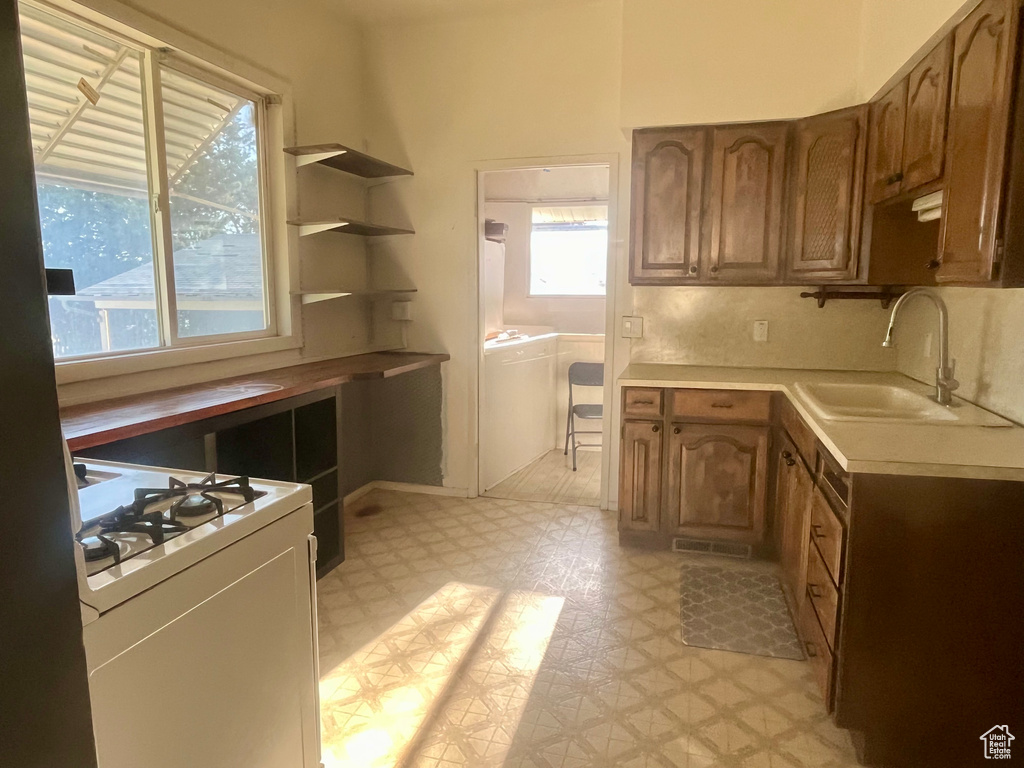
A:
[[284, 143, 412, 178], [287, 217, 415, 238], [294, 289, 417, 305]]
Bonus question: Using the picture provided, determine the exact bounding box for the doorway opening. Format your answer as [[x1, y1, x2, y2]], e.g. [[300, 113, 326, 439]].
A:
[[477, 163, 612, 507]]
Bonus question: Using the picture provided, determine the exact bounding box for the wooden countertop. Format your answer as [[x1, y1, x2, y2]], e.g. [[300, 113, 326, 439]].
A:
[[62, 352, 450, 451]]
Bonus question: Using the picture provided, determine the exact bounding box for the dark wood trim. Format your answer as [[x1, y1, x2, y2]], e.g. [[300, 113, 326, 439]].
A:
[[61, 351, 450, 450], [0, 0, 98, 763]]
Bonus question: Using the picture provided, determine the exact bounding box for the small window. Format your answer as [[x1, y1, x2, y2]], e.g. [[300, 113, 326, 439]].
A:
[[529, 205, 608, 297], [20, 3, 273, 361]]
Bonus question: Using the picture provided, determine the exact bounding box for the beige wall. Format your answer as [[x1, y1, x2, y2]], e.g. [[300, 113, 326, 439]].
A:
[[632, 287, 895, 371], [362, 0, 632, 493], [58, 0, 403, 405], [620, 0, 863, 128]]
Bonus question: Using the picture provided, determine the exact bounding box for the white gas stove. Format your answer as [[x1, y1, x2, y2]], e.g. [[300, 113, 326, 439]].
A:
[[67, 453, 323, 768]]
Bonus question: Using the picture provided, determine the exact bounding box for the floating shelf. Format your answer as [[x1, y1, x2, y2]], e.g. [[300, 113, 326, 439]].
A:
[[287, 217, 415, 238], [283, 143, 413, 178], [294, 289, 417, 306]]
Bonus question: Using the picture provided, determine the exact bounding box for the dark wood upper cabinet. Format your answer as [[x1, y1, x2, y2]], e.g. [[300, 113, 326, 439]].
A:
[[787, 105, 868, 283], [705, 122, 788, 283], [665, 423, 768, 545], [902, 35, 954, 191], [619, 420, 663, 534], [866, 79, 908, 204], [939, 0, 1019, 284], [629, 127, 707, 284]]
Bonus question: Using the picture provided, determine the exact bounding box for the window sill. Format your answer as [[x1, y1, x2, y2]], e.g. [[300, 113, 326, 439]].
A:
[[54, 334, 303, 386]]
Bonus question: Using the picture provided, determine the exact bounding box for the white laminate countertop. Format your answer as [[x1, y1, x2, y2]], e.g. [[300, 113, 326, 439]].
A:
[[618, 363, 1024, 481]]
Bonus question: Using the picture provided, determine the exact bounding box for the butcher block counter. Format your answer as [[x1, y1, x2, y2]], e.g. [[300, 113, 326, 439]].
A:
[[61, 352, 449, 452]]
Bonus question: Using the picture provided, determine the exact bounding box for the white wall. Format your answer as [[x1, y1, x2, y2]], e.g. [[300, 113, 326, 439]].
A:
[[620, 0, 864, 128], [362, 0, 632, 495]]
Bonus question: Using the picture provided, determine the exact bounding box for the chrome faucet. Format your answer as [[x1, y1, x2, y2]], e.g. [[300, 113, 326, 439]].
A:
[[882, 287, 959, 406]]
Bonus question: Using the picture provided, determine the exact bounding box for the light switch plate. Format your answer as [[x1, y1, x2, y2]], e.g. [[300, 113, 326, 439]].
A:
[[622, 316, 644, 339], [753, 320, 769, 343]]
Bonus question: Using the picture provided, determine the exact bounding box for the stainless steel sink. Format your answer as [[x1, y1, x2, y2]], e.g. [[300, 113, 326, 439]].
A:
[[794, 382, 1011, 426]]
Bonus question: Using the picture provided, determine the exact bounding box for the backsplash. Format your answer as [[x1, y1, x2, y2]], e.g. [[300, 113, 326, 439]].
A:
[[630, 286, 896, 371], [894, 288, 1024, 424]]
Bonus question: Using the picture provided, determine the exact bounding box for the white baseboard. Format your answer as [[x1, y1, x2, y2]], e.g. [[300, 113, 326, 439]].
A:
[[344, 481, 470, 505]]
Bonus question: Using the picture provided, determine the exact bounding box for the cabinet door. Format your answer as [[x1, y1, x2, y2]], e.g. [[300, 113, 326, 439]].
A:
[[902, 35, 953, 192], [779, 449, 814, 613], [629, 127, 707, 284], [787, 106, 868, 282], [666, 423, 768, 545], [939, 0, 1017, 283], [866, 79, 908, 204], [705, 123, 788, 283], [619, 420, 663, 533]]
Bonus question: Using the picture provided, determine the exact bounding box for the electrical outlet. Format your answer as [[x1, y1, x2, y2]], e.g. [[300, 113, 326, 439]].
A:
[[622, 316, 644, 339], [391, 301, 412, 321], [753, 320, 769, 343]]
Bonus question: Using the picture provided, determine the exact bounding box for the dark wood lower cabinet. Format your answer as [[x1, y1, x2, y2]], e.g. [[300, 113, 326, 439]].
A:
[[618, 420, 663, 538], [622, 384, 1024, 766], [666, 423, 768, 544]]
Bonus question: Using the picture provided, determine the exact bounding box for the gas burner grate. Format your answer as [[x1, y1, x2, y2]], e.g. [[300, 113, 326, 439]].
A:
[[133, 473, 257, 521]]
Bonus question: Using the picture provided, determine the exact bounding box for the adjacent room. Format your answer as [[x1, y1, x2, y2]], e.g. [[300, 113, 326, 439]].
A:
[[3, 1, 1024, 768], [480, 164, 609, 507]]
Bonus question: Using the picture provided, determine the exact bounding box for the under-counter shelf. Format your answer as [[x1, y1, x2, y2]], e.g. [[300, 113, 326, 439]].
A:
[[287, 217, 415, 237], [294, 289, 417, 305], [283, 143, 412, 178]]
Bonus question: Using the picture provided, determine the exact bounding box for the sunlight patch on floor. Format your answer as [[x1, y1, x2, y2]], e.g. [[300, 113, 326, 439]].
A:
[[319, 581, 563, 768]]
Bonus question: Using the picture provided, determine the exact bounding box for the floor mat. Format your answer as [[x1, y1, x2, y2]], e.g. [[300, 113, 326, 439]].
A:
[[679, 561, 805, 661]]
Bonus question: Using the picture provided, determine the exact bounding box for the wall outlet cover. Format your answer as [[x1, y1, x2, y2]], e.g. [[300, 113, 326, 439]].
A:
[[621, 316, 644, 339], [753, 320, 769, 343]]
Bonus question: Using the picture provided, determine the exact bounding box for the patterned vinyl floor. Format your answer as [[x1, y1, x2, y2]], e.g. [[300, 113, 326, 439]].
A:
[[485, 449, 601, 507], [316, 490, 863, 768]]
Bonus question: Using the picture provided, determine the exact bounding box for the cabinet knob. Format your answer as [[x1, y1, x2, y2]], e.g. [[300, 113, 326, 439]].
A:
[[689, 265, 698, 274], [710, 265, 719, 274], [925, 258, 941, 270], [804, 641, 818, 658], [807, 583, 823, 598], [885, 172, 904, 186], [673, 426, 681, 434], [651, 424, 660, 433], [811, 523, 826, 539]]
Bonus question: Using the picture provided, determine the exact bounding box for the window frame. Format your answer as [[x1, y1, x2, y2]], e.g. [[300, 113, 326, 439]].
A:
[[526, 203, 610, 299], [25, 0, 301, 384]]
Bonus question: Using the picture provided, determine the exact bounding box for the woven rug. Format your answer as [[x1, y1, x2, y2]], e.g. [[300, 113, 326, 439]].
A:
[[679, 562, 804, 660]]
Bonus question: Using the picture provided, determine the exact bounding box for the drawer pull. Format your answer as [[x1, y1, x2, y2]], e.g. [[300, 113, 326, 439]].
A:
[[804, 641, 818, 658], [632, 399, 654, 405], [885, 171, 904, 185], [710, 403, 734, 409], [807, 583, 823, 598]]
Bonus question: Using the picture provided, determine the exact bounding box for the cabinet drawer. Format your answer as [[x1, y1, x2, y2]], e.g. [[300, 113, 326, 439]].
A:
[[623, 387, 663, 418], [778, 396, 817, 468], [810, 488, 844, 585], [798, 596, 834, 708], [806, 539, 839, 649], [670, 389, 771, 423]]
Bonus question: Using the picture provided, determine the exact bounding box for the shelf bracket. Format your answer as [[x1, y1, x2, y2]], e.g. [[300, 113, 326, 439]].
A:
[[294, 149, 347, 168], [293, 221, 350, 237]]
